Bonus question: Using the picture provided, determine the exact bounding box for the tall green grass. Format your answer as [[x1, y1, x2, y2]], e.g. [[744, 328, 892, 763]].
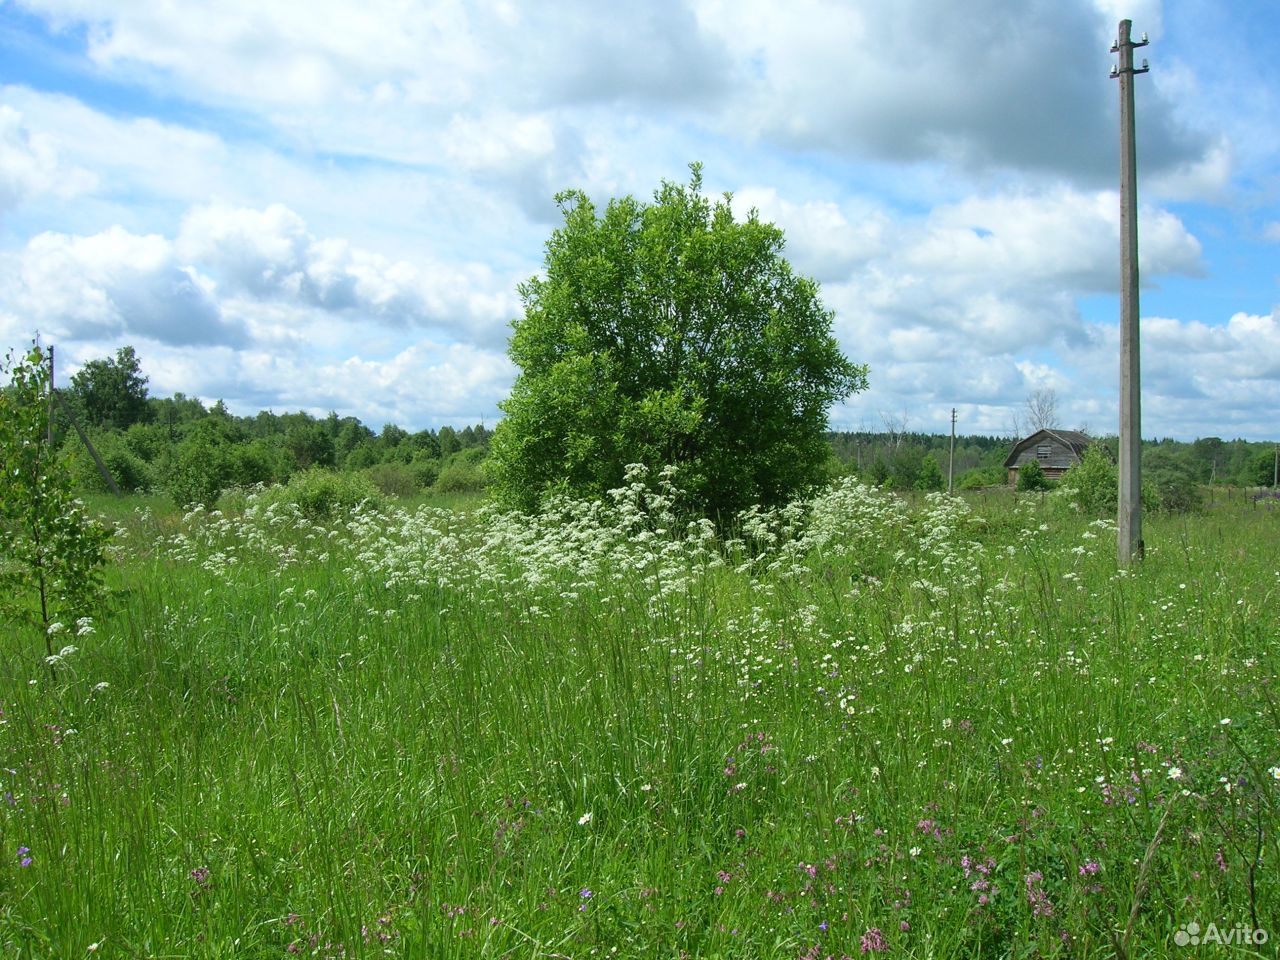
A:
[[2, 475, 1277, 957]]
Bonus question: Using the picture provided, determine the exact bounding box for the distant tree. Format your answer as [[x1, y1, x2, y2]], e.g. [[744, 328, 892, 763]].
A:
[[380, 423, 409, 447], [1249, 447, 1278, 488], [490, 164, 868, 517], [1144, 446, 1203, 512], [67, 345, 151, 430], [149, 392, 208, 436], [1016, 387, 1059, 436], [408, 429, 442, 459], [335, 419, 376, 465], [285, 422, 336, 470], [1189, 436, 1225, 484], [437, 425, 461, 456], [915, 453, 944, 491]]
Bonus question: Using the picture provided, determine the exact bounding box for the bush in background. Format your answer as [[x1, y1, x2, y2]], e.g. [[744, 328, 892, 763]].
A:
[[257, 468, 384, 520], [62, 431, 150, 494], [1057, 445, 1116, 515], [433, 447, 488, 494], [957, 465, 1006, 490], [362, 461, 420, 497], [1016, 458, 1052, 492]]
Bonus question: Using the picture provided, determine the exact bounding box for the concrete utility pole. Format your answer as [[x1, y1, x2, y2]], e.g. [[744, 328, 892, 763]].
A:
[[1112, 19, 1148, 566], [47, 344, 55, 446], [948, 407, 957, 494]]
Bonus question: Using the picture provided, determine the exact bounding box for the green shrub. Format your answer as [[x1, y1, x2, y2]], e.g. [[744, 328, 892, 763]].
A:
[[956, 465, 1005, 490], [1016, 458, 1052, 492], [227, 438, 285, 488], [411, 457, 441, 490], [1145, 448, 1204, 513], [433, 459, 486, 494], [259, 468, 384, 520], [914, 453, 943, 491], [362, 461, 420, 497], [1, 345, 113, 661], [167, 435, 234, 509], [1057, 445, 1116, 515], [63, 432, 150, 494], [433, 447, 488, 494]]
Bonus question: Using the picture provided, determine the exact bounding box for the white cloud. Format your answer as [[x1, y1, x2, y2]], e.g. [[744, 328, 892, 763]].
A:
[[693, 0, 1211, 183], [14, 1, 731, 117], [0, 104, 95, 213], [732, 187, 889, 283], [134, 338, 514, 429], [5, 226, 239, 345], [176, 203, 519, 342], [4, 200, 525, 353], [3, 1, 1276, 441]]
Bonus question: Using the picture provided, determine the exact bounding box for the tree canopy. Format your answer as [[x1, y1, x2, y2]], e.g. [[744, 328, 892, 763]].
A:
[[490, 166, 868, 518], [67, 345, 150, 430]]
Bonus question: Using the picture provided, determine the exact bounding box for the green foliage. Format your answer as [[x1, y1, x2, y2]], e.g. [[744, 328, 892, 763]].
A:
[[0, 346, 112, 662], [284, 422, 336, 471], [166, 431, 235, 509], [257, 468, 384, 520], [1016, 457, 1051, 492], [490, 164, 868, 518], [1144, 447, 1204, 513], [1249, 447, 1278, 488], [226, 438, 287, 488], [7, 479, 1275, 954], [61, 430, 149, 493], [914, 452, 943, 491], [66, 345, 151, 430], [361, 461, 421, 497], [1058, 445, 1117, 515], [433, 448, 488, 494], [956, 465, 1006, 490]]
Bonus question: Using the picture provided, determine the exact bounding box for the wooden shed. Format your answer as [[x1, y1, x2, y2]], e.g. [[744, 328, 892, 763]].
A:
[[1004, 429, 1092, 485]]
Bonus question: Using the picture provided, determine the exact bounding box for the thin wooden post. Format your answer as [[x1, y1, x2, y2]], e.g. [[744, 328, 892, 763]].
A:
[[947, 407, 956, 494], [1112, 19, 1148, 566], [47, 344, 55, 447]]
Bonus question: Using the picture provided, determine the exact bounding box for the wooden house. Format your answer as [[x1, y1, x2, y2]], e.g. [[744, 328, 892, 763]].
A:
[[1004, 429, 1092, 485]]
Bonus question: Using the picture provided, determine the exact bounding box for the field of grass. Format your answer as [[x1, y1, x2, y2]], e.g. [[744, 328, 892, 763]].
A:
[[2, 472, 1278, 958]]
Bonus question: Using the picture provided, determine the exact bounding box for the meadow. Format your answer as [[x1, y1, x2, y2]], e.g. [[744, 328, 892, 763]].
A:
[[1, 470, 1277, 958]]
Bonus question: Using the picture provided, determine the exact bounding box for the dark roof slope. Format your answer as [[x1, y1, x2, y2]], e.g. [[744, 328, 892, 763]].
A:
[[1003, 429, 1092, 468]]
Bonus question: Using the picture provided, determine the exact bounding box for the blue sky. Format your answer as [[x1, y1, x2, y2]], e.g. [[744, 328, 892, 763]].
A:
[[1, 0, 1277, 440]]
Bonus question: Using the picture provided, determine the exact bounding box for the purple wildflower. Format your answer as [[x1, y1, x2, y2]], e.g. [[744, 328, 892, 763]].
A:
[[860, 927, 887, 953]]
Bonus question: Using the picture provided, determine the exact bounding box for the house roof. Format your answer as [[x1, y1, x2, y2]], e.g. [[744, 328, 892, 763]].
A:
[[1003, 429, 1093, 469]]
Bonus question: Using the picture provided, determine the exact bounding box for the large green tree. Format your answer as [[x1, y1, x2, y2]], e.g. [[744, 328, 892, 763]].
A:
[[490, 166, 868, 518], [67, 345, 151, 430]]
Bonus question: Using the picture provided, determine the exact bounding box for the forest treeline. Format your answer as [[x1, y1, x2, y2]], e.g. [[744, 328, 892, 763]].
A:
[[37, 346, 1280, 506]]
